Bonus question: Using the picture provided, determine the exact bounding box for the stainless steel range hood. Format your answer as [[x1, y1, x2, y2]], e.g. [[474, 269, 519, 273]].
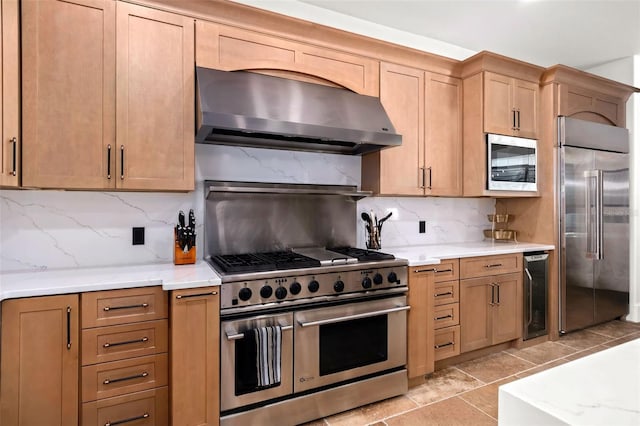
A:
[[195, 67, 401, 155]]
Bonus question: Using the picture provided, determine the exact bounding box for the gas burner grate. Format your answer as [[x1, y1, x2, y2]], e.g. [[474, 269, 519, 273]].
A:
[[258, 251, 321, 270], [210, 250, 321, 273], [328, 247, 395, 262]]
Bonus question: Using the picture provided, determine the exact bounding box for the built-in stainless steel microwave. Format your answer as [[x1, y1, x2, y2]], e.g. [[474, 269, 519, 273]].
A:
[[487, 134, 537, 191]]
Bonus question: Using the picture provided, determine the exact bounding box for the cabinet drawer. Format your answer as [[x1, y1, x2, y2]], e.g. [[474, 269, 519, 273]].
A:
[[434, 325, 460, 361], [82, 387, 168, 426], [433, 280, 459, 306], [460, 254, 522, 279], [434, 304, 459, 329], [434, 259, 459, 282], [82, 354, 168, 402], [82, 287, 168, 328], [82, 320, 168, 365]]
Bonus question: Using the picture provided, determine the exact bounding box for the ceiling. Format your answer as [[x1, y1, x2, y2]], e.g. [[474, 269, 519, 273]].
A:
[[233, 0, 640, 70]]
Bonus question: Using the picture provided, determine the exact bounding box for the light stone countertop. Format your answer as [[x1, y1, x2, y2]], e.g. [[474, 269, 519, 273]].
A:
[[383, 241, 555, 266], [498, 338, 640, 425], [0, 261, 221, 301]]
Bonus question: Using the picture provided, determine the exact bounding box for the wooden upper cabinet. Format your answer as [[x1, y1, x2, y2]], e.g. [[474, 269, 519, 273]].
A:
[[362, 63, 462, 197], [1, 0, 19, 187], [484, 71, 538, 139], [21, 0, 116, 189], [116, 2, 194, 191], [21, 0, 194, 191], [1, 295, 80, 426], [425, 72, 462, 196], [195, 21, 379, 96], [365, 62, 424, 196]]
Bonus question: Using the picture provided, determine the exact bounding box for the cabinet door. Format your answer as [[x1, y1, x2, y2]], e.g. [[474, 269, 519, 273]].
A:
[[22, 0, 116, 189], [513, 78, 538, 139], [460, 277, 493, 353], [1, 0, 19, 187], [171, 288, 220, 426], [377, 62, 424, 196], [492, 273, 523, 344], [407, 267, 435, 377], [116, 3, 194, 190], [0, 295, 79, 426], [425, 73, 462, 196], [483, 72, 514, 136]]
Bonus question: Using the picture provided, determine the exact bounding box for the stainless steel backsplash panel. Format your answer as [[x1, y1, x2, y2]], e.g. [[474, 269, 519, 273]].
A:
[[204, 181, 359, 257]]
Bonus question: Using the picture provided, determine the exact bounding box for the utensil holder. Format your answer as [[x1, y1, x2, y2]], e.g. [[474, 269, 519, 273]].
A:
[[366, 226, 381, 250], [174, 229, 196, 265]]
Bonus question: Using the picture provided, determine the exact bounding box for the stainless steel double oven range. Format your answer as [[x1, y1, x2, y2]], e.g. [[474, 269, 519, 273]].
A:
[[204, 181, 409, 426]]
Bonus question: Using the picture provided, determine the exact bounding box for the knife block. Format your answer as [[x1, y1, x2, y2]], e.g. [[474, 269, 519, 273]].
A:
[[174, 229, 196, 265]]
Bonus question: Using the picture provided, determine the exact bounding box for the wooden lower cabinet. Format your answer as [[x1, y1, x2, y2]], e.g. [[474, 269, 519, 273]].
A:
[[460, 272, 522, 353], [82, 387, 168, 426], [170, 287, 220, 426], [0, 295, 79, 426], [407, 266, 435, 377]]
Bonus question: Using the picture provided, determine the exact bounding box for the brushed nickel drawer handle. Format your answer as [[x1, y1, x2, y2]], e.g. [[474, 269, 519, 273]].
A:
[[414, 267, 436, 273], [105, 412, 149, 426], [103, 303, 149, 311], [435, 341, 454, 349], [175, 291, 218, 299], [435, 314, 453, 321], [435, 268, 453, 273], [435, 291, 453, 297], [103, 337, 148, 348], [11, 137, 17, 176], [484, 263, 503, 268], [103, 371, 149, 385]]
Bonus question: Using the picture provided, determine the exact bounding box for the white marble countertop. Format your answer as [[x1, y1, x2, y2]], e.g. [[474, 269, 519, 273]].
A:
[[498, 338, 640, 425], [0, 261, 221, 301], [383, 241, 555, 266]]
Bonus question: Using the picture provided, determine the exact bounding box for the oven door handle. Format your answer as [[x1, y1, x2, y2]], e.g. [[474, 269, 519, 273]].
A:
[[226, 325, 293, 341], [297, 306, 410, 328]]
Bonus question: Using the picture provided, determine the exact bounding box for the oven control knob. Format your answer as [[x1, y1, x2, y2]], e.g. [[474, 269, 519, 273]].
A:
[[362, 277, 372, 289], [238, 287, 252, 301], [275, 286, 288, 300], [260, 285, 273, 299], [388, 272, 399, 284], [308, 280, 320, 293], [334, 280, 345, 293], [373, 273, 384, 285], [290, 281, 302, 295]]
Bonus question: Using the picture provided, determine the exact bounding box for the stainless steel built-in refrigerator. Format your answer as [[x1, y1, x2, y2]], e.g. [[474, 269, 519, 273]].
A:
[[558, 116, 630, 333]]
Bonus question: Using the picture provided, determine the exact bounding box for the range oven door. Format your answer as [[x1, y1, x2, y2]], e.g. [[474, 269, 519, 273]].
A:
[[220, 312, 294, 411], [293, 295, 408, 393]]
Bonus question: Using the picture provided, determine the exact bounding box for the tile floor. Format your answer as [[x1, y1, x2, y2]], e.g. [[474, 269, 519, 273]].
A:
[[303, 320, 640, 426]]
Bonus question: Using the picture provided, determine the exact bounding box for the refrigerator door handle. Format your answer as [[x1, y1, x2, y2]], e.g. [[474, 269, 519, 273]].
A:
[[596, 169, 604, 260], [584, 170, 599, 259]]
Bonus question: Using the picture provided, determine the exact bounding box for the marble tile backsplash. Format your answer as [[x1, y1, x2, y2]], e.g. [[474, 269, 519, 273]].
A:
[[1, 144, 493, 272]]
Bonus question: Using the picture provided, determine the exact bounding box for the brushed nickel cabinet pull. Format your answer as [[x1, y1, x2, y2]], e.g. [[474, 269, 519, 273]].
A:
[[496, 283, 501, 305], [105, 413, 149, 426], [517, 109, 521, 130], [66, 306, 72, 350], [103, 303, 149, 311], [11, 137, 17, 176], [175, 291, 218, 299], [103, 336, 148, 348], [490, 283, 495, 306], [103, 371, 148, 385], [435, 314, 453, 321], [435, 342, 454, 349], [512, 109, 517, 130], [120, 145, 124, 180], [107, 144, 112, 179], [419, 167, 426, 189], [414, 267, 436, 273], [484, 263, 503, 268], [435, 291, 453, 297], [435, 268, 453, 274], [427, 166, 432, 189]]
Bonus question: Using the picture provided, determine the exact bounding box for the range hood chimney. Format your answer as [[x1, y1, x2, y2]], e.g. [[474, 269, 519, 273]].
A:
[[195, 67, 402, 155]]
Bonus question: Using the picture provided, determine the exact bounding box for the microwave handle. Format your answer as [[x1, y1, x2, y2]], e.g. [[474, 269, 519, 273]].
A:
[[298, 306, 410, 328]]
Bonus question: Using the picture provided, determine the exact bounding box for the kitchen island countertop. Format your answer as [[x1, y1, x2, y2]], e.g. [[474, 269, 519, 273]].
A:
[[0, 261, 221, 301], [384, 241, 555, 266]]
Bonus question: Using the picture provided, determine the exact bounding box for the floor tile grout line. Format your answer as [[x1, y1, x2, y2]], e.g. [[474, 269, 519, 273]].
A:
[[456, 396, 499, 422]]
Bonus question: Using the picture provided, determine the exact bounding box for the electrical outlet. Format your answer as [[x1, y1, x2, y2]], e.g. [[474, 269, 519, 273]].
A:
[[419, 221, 426, 234], [132, 227, 145, 245]]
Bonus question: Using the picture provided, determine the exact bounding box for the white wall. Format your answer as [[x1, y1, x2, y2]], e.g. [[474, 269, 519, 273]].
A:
[[585, 56, 640, 322]]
